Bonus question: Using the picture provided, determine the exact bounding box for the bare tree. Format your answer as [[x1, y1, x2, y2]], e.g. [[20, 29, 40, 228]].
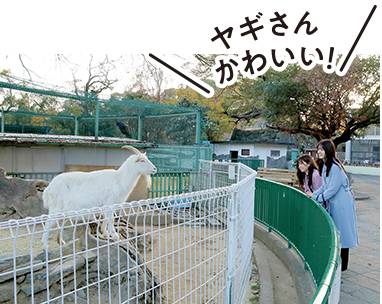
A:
[[69, 55, 119, 115], [124, 55, 170, 103]]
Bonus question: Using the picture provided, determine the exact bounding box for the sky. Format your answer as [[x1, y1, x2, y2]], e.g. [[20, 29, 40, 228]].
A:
[[0, 54, 195, 97], [1, 1, 380, 99]]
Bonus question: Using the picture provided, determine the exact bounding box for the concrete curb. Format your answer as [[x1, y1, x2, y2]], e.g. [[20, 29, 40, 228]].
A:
[[344, 166, 380, 176], [355, 194, 371, 200], [252, 240, 274, 304], [253, 221, 316, 304], [354, 192, 371, 200]]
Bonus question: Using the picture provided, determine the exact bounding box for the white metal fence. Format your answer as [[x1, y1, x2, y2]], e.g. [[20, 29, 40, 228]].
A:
[[0, 161, 256, 304]]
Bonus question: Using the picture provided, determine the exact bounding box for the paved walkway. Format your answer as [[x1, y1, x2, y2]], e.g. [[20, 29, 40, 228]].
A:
[[340, 174, 380, 303]]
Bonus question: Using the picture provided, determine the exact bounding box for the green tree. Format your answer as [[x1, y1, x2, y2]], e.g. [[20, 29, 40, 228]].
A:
[[163, 83, 236, 142], [237, 55, 380, 147]]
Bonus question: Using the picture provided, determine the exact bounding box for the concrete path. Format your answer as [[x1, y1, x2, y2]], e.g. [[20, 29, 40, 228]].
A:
[[340, 174, 380, 303]]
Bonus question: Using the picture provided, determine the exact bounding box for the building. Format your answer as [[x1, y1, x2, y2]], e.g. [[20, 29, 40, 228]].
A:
[[211, 128, 296, 168], [345, 125, 380, 164]]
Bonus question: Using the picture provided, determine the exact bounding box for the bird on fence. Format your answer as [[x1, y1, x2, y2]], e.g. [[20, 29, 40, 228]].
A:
[[116, 121, 131, 138]]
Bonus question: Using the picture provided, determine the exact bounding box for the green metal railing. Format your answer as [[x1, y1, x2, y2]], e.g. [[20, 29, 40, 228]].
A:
[[149, 171, 191, 198], [254, 178, 341, 303]]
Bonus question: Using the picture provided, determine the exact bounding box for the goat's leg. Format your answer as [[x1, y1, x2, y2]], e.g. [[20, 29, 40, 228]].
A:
[[41, 219, 58, 250], [100, 210, 118, 239], [56, 219, 67, 246]]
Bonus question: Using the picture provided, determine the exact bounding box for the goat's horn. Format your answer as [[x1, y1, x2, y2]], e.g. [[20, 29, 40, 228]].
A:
[[122, 145, 141, 155]]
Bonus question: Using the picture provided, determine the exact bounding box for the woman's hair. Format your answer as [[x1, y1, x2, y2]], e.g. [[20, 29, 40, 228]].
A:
[[296, 154, 320, 191], [317, 139, 346, 176]]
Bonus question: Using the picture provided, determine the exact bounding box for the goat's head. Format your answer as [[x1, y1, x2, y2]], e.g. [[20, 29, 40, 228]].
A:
[[122, 146, 157, 175]]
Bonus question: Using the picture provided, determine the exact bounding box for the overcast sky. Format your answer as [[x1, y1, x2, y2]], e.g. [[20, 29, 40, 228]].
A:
[[1, 0, 380, 99], [0, 54, 196, 97]]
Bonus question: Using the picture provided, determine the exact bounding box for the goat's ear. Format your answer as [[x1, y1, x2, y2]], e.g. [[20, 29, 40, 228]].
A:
[[122, 145, 141, 155]]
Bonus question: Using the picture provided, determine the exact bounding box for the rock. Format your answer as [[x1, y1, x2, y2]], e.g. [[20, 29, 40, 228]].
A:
[[0, 167, 49, 222], [0, 253, 31, 272], [0, 260, 44, 283], [20, 255, 86, 295], [0, 279, 19, 302], [35, 240, 79, 262]]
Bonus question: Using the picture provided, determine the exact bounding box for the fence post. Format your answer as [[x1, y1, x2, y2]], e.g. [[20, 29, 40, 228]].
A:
[[138, 115, 143, 141], [74, 116, 78, 136], [95, 100, 100, 140], [225, 186, 238, 303], [1, 109, 4, 133], [209, 161, 213, 188], [196, 108, 202, 144]]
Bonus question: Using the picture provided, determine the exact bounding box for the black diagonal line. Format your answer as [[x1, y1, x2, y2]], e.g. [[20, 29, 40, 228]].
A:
[[148, 54, 211, 94], [339, 5, 377, 72]]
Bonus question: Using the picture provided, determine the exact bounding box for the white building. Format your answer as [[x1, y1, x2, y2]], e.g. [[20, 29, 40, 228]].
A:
[[212, 141, 288, 168], [345, 125, 380, 164], [211, 128, 295, 168]]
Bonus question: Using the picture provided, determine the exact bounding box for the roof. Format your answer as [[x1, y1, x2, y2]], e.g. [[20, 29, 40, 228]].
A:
[[211, 128, 296, 145], [0, 133, 156, 148]]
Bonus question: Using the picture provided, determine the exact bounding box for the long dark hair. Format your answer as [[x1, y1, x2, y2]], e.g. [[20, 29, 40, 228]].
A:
[[296, 154, 320, 191], [317, 139, 346, 177]]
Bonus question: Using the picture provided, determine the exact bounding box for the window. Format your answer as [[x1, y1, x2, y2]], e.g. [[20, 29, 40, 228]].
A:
[[270, 150, 280, 157], [241, 149, 250, 156]]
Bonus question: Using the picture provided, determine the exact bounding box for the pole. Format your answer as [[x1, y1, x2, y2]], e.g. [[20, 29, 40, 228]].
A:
[[196, 109, 202, 144], [1, 109, 4, 133], [74, 116, 78, 136], [138, 115, 143, 141], [224, 185, 238, 303], [95, 101, 99, 140]]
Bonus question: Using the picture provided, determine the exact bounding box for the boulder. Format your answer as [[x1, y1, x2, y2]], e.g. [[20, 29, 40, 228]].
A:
[[0, 168, 49, 222]]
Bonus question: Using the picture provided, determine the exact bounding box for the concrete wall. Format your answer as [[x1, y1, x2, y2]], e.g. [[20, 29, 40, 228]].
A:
[[212, 142, 288, 167], [0, 145, 136, 173]]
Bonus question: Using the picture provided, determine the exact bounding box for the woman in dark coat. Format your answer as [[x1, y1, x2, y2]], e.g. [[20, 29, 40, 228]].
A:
[[308, 139, 359, 271]]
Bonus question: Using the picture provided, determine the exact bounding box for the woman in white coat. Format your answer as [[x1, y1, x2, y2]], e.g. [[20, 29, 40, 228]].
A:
[[308, 139, 359, 271]]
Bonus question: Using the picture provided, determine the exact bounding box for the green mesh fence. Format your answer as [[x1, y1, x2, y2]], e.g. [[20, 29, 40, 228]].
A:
[[0, 73, 203, 145], [146, 144, 213, 171]]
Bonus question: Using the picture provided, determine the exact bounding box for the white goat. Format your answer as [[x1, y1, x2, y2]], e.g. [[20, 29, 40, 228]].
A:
[[41, 145, 157, 248], [126, 173, 152, 202]]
